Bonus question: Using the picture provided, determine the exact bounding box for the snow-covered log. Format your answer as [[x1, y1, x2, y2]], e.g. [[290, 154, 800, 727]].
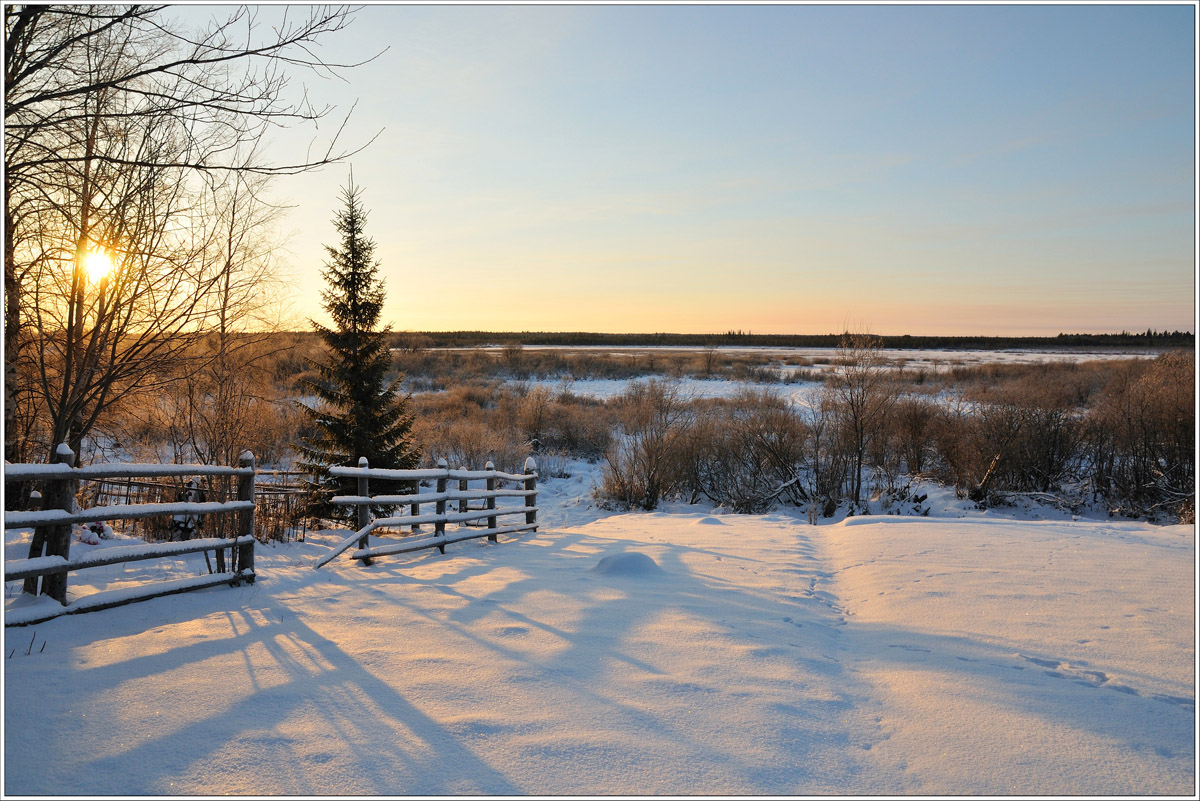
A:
[[4, 463, 254, 482], [328, 465, 536, 483], [5, 500, 255, 529], [3, 536, 256, 582]]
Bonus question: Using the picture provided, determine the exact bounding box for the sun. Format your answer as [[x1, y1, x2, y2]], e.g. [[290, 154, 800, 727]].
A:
[[83, 248, 114, 282]]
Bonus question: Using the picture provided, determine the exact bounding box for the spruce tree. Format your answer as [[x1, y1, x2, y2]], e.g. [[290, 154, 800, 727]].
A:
[[297, 179, 417, 521]]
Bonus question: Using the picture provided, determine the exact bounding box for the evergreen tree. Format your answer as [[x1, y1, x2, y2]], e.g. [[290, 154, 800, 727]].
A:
[[297, 179, 417, 521]]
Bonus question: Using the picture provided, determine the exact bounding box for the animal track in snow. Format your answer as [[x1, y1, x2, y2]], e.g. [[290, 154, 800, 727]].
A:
[[1019, 654, 1111, 687], [1152, 694, 1195, 710], [1017, 654, 1192, 707]]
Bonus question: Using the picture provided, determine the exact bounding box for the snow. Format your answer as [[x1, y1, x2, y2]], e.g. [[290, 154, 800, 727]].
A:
[[4, 573, 252, 628], [589, 551, 664, 577], [533, 375, 819, 401], [477, 345, 1164, 403], [5, 500, 254, 528], [328, 465, 535, 482], [3, 462, 1194, 795], [3, 462, 252, 481], [2, 554, 69, 579]]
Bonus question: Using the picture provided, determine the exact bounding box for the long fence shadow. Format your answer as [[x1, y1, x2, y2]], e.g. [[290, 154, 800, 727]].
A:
[[323, 522, 878, 791], [15, 604, 521, 796]]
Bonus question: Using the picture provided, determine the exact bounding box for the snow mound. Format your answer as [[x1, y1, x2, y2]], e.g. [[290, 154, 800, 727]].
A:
[[589, 551, 664, 577], [693, 516, 726, 525]]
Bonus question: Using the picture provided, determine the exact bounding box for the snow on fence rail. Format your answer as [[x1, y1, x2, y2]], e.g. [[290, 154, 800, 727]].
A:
[[83, 470, 309, 543], [3, 445, 257, 625], [314, 456, 538, 569]]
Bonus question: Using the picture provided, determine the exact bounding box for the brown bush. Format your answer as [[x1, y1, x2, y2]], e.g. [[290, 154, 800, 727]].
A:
[[599, 380, 694, 510], [683, 390, 808, 512], [1085, 350, 1194, 519]]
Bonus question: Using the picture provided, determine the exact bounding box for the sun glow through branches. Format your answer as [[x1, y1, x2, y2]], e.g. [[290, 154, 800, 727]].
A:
[[83, 248, 114, 283]]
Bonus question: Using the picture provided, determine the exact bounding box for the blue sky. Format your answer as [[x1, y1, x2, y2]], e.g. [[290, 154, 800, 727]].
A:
[[196, 3, 1196, 335]]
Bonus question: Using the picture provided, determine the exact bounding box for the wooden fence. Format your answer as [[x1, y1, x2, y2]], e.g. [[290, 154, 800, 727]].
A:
[[84, 470, 308, 543], [3, 445, 256, 626], [314, 456, 538, 569]]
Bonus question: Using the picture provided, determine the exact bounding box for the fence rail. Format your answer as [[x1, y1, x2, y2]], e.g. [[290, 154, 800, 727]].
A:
[[4, 448, 539, 620], [82, 471, 307, 544], [3, 445, 256, 622], [314, 456, 539, 569]]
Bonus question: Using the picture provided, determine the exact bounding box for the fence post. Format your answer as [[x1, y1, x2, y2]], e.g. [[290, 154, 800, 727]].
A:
[[212, 474, 226, 572], [236, 451, 256, 578], [435, 457, 448, 554], [357, 456, 372, 565], [458, 465, 468, 514], [410, 467, 421, 533], [524, 456, 538, 532], [485, 460, 498, 541], [31, 443, 77, 603]]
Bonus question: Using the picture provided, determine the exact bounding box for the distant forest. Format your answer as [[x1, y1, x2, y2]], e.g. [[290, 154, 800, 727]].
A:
[[380, 330, 1194, 351]]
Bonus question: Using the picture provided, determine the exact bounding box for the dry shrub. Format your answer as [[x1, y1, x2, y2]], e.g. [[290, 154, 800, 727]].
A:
[[882, 398, 940, 478], [415, 417, 529, 475], [800, 393, 849, 516], [684, 390, 808, 512], [599, 380, 693, 510], [547, 401, 613, 459], [929, 401, 984, 495], [1085, 350, 1194, 519]]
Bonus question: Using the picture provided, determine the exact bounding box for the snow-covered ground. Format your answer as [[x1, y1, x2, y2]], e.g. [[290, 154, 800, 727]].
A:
[[3, 462, 1194, 795], [531, 375, 826, 404], [467, 344, 1162, 402]]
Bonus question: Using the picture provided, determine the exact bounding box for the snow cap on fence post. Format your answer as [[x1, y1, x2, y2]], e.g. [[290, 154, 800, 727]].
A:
[[55, 442, 75, 461]]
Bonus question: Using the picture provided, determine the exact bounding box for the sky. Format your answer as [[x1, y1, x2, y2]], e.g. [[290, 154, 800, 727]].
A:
[[173, 3, 1196, 336]]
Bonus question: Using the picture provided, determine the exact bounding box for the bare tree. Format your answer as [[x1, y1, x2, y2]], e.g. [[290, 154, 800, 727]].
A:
[[830, 331, 899, 508], [802, 390, 847, 518], [153, 168, 297, 469], [4, 4, 375, 463], [600, 380, 694, 510]]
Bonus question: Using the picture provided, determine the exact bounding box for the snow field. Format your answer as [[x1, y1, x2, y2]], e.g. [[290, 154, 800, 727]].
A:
[[3, 471, 1195, 795], [817, 516, 1195, 795]]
